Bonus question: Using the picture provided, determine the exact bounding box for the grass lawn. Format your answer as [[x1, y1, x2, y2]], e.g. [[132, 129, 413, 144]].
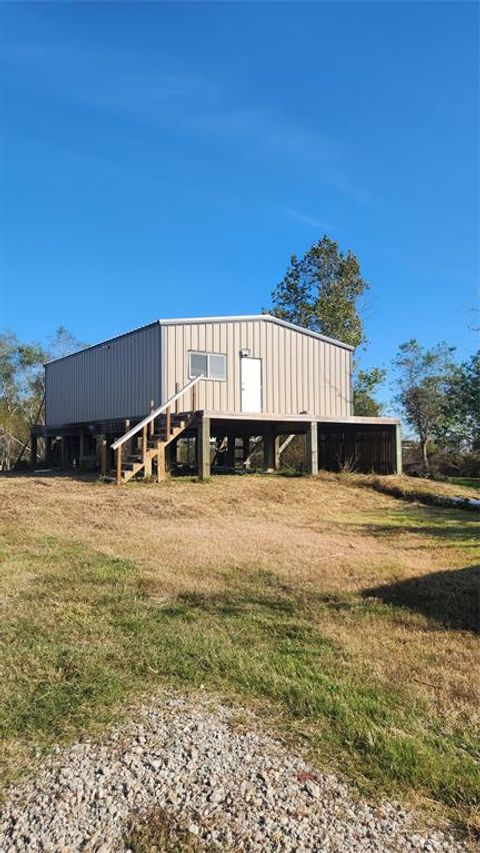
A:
[[442, 477, 480, 493], [317, 471, 480, 506], [0, 473, 479, 833]]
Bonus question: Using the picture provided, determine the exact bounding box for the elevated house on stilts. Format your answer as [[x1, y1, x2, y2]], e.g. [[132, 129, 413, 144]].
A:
[[33, 315, 401, 483]]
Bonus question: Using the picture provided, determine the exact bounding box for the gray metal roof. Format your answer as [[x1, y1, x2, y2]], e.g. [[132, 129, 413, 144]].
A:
[[45, 313, 353, 366]]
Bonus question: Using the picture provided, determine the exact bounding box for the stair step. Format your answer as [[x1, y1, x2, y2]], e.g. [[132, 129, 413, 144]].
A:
[[110, 412, 195, 486]]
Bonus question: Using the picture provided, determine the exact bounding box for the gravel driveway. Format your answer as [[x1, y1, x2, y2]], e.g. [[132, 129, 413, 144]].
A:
[[0, 692, 466, 852]]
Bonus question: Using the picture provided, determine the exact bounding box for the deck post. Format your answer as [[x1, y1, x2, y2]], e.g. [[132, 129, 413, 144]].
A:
[[226, 435, 236, 469], [78, 433, 85, 464], [197, 415, 211, 480], [45, 436, 53, 466], [242, 436, 251, 469], [30, 433, 37, 469], [100, 435, 107, 477], [274, 435, 281, 470], [61, 435, 68, 468], [394, 423, 403, 475], [263, 425, 275, 471], [305, 421, 318, 475]]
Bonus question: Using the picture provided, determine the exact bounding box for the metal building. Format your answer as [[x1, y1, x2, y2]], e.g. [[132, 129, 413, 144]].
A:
[[34, 314, 401, 482]]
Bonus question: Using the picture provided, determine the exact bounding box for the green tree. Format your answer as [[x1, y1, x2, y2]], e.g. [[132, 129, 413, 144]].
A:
[[0, 332, 46, 419], [267, 235, 369, 349], [0, 332, 19, 419], [0, 327, 84, 468], [439, 350, 480, 452], [48, 325, 85, 361], [393, 339, 457, 472], [353, 367, 386, 416]]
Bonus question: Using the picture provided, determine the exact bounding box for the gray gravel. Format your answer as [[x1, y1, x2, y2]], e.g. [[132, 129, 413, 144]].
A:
[[0, 692, 467, 851]]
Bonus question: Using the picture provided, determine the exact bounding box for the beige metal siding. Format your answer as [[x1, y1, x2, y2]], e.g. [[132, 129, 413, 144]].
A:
[[163, 318, 352, 417], [45, 324, 162, 426]]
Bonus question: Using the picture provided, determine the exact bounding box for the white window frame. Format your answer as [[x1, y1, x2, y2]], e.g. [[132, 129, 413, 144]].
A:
[[188, 350, 227, 381]]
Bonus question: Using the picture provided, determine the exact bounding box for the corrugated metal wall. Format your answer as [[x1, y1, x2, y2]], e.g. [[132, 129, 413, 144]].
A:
[[45, 323, 162, 426], [45, 317, 352, 426], [163, 319, 352, 417]]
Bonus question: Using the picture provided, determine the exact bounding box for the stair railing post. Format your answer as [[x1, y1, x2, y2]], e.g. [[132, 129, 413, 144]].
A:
[[157, 439, 165, 482], [116, 447, 122, 485], [192, 383, 197, 413], [143, 424, 152, 478], [149, 400, 155, 439], [166, 405, 171, 439], [124, 419, 130, 459]]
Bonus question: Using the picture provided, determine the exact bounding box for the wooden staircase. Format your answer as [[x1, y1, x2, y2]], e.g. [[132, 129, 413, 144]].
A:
[[108, 374, 204, 485], [118, 415, 194, 483]]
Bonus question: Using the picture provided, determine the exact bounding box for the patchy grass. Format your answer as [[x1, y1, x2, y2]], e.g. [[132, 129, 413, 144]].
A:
[[0, 474, 479, 832], [125, 807, 207, 852], [442, 477, 480, 493]]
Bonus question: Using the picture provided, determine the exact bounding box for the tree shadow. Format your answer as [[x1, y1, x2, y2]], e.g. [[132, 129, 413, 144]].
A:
[[177, 589, 299, 618], [342, 510, 479, 554], [363, 565, 480, 633]]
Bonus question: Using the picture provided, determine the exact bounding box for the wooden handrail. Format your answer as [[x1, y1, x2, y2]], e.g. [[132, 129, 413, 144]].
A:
[[111, 374, 204, 451]]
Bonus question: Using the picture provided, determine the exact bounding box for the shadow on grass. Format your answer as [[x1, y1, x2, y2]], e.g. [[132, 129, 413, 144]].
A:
[[178, 588, 299, 619], [355, 509, 478, 548], [363, 565, 480, 633]]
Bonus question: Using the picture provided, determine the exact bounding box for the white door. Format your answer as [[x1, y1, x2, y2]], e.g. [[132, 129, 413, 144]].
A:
[[241, 357, 262, 412]]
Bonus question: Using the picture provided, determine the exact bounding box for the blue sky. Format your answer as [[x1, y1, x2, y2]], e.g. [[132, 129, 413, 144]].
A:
[[1, 2, 478, 398]]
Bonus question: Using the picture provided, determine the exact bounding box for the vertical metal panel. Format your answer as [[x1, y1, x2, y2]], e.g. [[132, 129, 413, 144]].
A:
[[318, 424, 396, 474], [163, 318, 352, 417], [45, 323, 162, 426]]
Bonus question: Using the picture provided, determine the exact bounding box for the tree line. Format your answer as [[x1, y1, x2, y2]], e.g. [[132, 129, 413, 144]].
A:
[[267, 235, 479, 476], [1, 235, 478, 476]]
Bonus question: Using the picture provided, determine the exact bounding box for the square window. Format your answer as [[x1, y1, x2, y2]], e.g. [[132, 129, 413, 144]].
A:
[[189, 352, 208, 378]]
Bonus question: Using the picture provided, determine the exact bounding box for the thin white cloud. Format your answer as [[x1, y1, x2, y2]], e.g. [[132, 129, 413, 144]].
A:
[[183, 107, 366, 198], [2, 41, 366, 199], [282, 207, 334, 231]]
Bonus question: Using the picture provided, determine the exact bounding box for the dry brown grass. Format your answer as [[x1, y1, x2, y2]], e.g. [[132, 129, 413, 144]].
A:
[[0, 472, 479, 831], [319, 471, 480, 503], [1, 473, 478, 718]]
